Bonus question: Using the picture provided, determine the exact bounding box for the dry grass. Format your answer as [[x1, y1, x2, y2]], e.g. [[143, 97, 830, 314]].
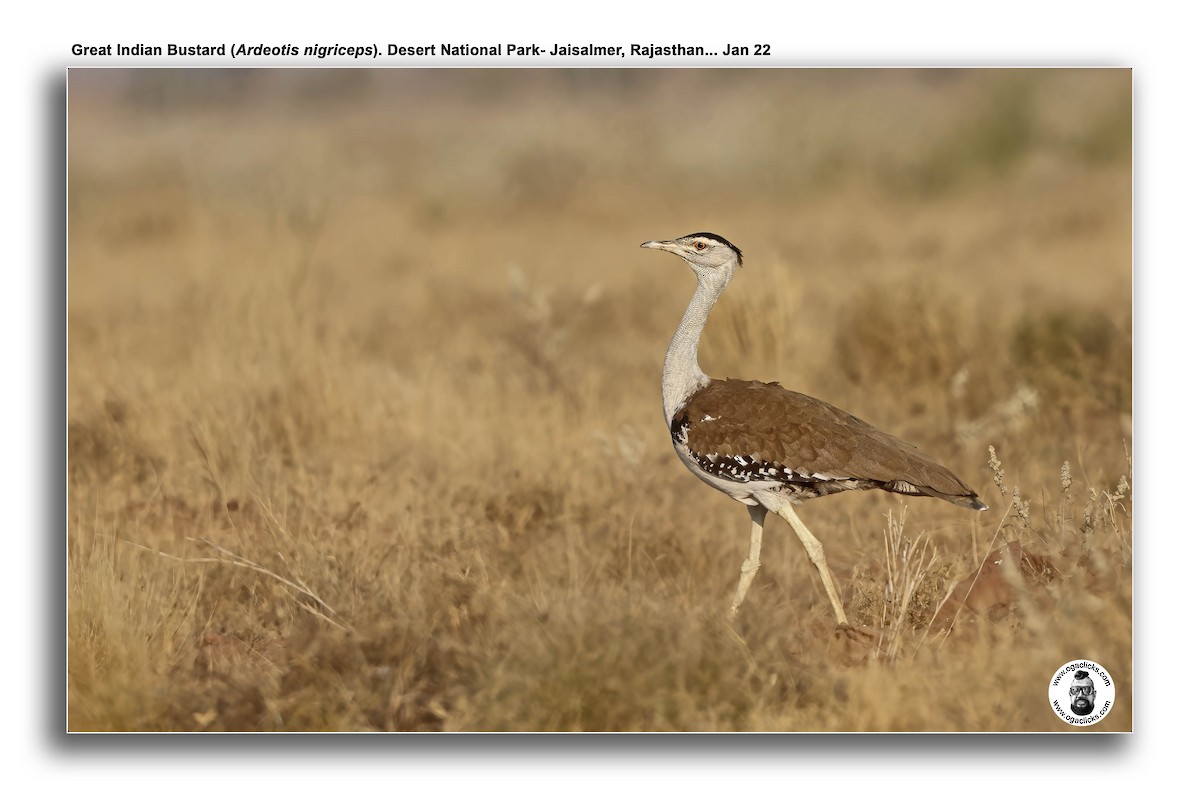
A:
[[67, 68, 1131, 731]]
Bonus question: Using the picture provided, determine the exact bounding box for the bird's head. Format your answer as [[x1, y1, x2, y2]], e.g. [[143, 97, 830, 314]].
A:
[[641, 233, 743, 280]]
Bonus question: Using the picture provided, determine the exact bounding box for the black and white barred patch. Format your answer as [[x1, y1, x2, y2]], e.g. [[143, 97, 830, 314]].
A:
[[690, 450, 872, 498], [671, 410, 872, 498]]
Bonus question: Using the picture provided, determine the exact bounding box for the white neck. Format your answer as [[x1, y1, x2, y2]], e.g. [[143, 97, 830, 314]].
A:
[[662, 269, 730, 422]]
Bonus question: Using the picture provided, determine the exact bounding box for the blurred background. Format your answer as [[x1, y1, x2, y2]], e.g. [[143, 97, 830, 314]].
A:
[[68, 69, 1131, 731]]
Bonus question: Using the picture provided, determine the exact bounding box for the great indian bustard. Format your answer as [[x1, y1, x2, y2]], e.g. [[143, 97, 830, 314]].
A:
[[642, 232, 987, 630]]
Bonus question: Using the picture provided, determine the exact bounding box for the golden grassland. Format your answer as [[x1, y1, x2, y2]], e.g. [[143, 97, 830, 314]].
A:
[[67, 69, 1131, 731]]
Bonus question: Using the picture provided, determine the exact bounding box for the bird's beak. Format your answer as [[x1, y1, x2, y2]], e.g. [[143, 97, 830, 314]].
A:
[[641, 240, 674, 252]]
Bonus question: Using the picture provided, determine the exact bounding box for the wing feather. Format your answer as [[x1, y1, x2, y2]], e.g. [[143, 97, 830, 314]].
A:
[[674, 379, 984, 508]]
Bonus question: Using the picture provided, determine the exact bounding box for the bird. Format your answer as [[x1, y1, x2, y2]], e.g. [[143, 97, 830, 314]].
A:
[[641, 232, 987, 630]]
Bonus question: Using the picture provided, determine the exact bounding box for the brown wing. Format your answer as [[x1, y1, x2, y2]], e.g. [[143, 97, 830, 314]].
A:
[[674, 379, 985, 509]]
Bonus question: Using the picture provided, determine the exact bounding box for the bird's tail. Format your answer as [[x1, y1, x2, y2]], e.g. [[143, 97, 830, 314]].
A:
[[926, 488, 989, 511], [882, 479, 988, 511]]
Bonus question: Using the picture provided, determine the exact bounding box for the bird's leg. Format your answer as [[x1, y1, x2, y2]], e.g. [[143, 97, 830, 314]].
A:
[[775, 504, 851, 628], [729, 504, 767, 618]]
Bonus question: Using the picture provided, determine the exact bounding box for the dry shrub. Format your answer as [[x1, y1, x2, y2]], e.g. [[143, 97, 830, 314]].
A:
[[829, 284, 977, 402], [68, 398, 165, 487], [450, 593, 786, 731], [1011, 307, 1132, 416]]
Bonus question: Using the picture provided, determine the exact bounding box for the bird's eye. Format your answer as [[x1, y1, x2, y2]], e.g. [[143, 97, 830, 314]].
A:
[[694, 242, 707, 250]]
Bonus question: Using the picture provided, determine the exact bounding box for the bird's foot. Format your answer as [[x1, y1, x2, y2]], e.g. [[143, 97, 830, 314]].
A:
[[834, 622, 874, 644]]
